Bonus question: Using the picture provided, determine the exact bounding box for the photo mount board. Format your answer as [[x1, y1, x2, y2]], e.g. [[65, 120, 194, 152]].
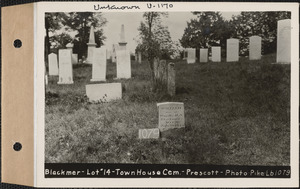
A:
[[1, 1, 299, 188]]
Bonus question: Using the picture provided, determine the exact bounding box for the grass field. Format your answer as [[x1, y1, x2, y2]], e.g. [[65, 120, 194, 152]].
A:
[[45, 54, 290, 165]]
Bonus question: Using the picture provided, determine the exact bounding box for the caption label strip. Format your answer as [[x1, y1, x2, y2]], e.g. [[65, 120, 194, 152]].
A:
[[45, 164, 290, 178]]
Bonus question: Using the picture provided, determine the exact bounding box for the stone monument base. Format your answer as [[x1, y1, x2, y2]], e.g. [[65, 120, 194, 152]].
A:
[[57, 81, 74, 84]]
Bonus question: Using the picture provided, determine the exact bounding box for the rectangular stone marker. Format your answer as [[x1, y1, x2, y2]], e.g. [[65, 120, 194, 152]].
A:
[[249, 36, 262, 60], [276, 19, 291, 63], [86, 83, 122, 102], [72, 54, 78, 64], [167, 63, 175, 96], [187, 48, 196, 64], [211, 46, 221, 62], [138, 128, 160, 139], [57, 49, 73, 84], [226, 38, 239, 62], [138, 52, 142, 64], [116, 50, 131, 79], [157, 102, 185, 132], [91, 48, 107, 81], [48, 53, 59, 76], [199, 48, 208, 62]]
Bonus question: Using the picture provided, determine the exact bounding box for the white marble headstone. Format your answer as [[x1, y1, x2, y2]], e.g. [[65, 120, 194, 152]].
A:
[[276, 19, 291, 63], [116, 50, 131, 79], [86, 83, 122, 102], [211, 46, 221, 62], [48, 53, 59, 76], [199, 48, 208, 62], [187, 48, 196, 64], [57, 49, 73, 84], [72, 54, 78, 64], [91, 48, 107, 81], [226, 38, 239, 62], [249, 36, 262, 60]]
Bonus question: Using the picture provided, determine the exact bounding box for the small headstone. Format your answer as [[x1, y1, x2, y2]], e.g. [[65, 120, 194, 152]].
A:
[[72, 54, 78, 64], [57, 49, 73, 84], [116, 50, 131, 79], [187, 48, 196, 64], [45, 75, 48, 85], [138, 52, 142, 64], [211, 46, 221, 62], [86, 83, 122, 102], [157, 102, 185, 132], [91, 48, 107, 82], [199, 48, 208, 62], [138, 128, 160, 139], [87, 26, 97, 64], [226, 38, 239, 62], [249, 36, 262, 60], [48, 53, 59, 76], [276, 19, 291, 63], [167, 63, 175, 96]]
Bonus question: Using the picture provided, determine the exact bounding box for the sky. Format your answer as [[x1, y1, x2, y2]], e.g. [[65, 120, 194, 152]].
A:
[[101, 12, 240, 54]]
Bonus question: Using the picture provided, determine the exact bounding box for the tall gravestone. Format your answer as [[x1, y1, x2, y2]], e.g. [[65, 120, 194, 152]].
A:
[[87, 26, 97, 64], [116, 50, 131, 79], [66, 43, 78, 64], [187, 48, 196, 64], [211, 46, 221, 62], [276, 19, 291, 63], [249, 36, 262, 60], [167, 63, 175, 96], [157, 102, 185, 132], [91, 48, 107, 81], [226, 38, 239, 62], [200, 48, 208, 62], [118, 24, 127, 51], [57, 49, 73, 84], [86, 83, 122, 102], [48, 53, 59, 76]]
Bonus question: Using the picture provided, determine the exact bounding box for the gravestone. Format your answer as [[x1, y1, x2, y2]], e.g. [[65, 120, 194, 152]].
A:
[[187, 48, 196, 64], [167, 63, 175, 96], [138, 52, 142, 64], [86, 83, 122, 102], [276, 19, 291, 63], [157, 102, 185, 132], [226, 38, 239, 62], [91, 48, 107, 81], [138, 128, 160, 139], [57, 49, 73, 84], [87, 26, 96, 64], [118, 24, 127, 51], [112, 44, 118, 63], [48, 53, 59, 76], [116, 50, 131, 79], [211, 46, 221, 62], [249, 36, 262, 60], [200, 48, 208, 62]]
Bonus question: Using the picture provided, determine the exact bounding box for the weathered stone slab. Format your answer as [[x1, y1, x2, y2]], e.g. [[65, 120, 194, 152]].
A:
[[157, 102, 185, 132], [138, 52, 142, 64], [57, 49, 73, 84], [72, 54, 78, 64], [276, 19, 291, 63], [211, 46, 221, 62], [200, 48, 208, 62], [226, 38, 239, 62], [91, 48, 107, 81], [187, 48, 196, 64], [167, 63, 175, 96], [87, 26, 96, 64], [249, 36, 262, 60], [85, 83, 122, 102], [48, 53, 58, 76], [138, 128, 160, 139], [116, 50, 131, 79]]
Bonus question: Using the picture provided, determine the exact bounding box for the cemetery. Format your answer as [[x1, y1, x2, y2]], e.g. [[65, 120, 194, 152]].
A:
[[45, 12, 291, 166]]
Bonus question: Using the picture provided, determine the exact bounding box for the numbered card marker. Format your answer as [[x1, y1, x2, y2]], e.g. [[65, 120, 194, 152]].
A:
[[138, 128, 160, 139]]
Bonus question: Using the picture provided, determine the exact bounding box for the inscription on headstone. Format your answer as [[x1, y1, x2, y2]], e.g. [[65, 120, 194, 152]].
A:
[[116, 50, 131, 79], [91, 48, 107, 81], [200, 48, 208, 62], [48, 53, 59, 76], [226, 38, 239, 62], [57, 49, 73, 84], [86, 83, 122, 102], [187, 48, 196, 64], [157, 102, 185, 131], [276, 19, 291, 63], [249, 36, 262, 60], [211, 46, 221, 62]]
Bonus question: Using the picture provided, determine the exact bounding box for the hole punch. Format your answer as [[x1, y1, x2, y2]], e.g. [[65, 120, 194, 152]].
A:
[[13, 39, 22, 48], [13, 142, 22, 151]]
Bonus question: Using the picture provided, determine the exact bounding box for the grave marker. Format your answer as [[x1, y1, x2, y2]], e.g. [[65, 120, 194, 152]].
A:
[[87, 26, 96, 64], [187, 48, 196, 64], [200, 48, 208, 62], [116, 50, 131, 79], [57, 49, 73, 84], [85, 83, 122, 102], [249, 36, 262, 60], [226, 38, 239, 62], [48, 53, 58, 76], [91, 48, 107, 81], [211, 46, 221, 62], [276, 19, 291, 63]]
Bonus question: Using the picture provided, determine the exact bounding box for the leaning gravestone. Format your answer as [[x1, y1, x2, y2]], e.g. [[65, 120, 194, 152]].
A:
[[249, 36, 262, 60], [91, 48, 107, 81], [226, 38, 239, 62], [86, 83, 122, 102], [167, 63, 175, 96], [57, 49, 73, 84], [187, 48, 196, 64], [116, 50, 131, 79], [276, 19, 291, 63], [211, 46, 221, 62], [48, 53, 59, 76], [157, 102, 185, 132], [200, 48, 208, 62]]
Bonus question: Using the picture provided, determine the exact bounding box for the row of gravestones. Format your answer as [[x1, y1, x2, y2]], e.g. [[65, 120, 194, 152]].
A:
[[185, 19, 291, 64]]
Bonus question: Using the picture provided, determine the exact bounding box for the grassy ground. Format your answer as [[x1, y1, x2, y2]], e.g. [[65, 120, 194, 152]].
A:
[[45, 54, 290, 165]]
